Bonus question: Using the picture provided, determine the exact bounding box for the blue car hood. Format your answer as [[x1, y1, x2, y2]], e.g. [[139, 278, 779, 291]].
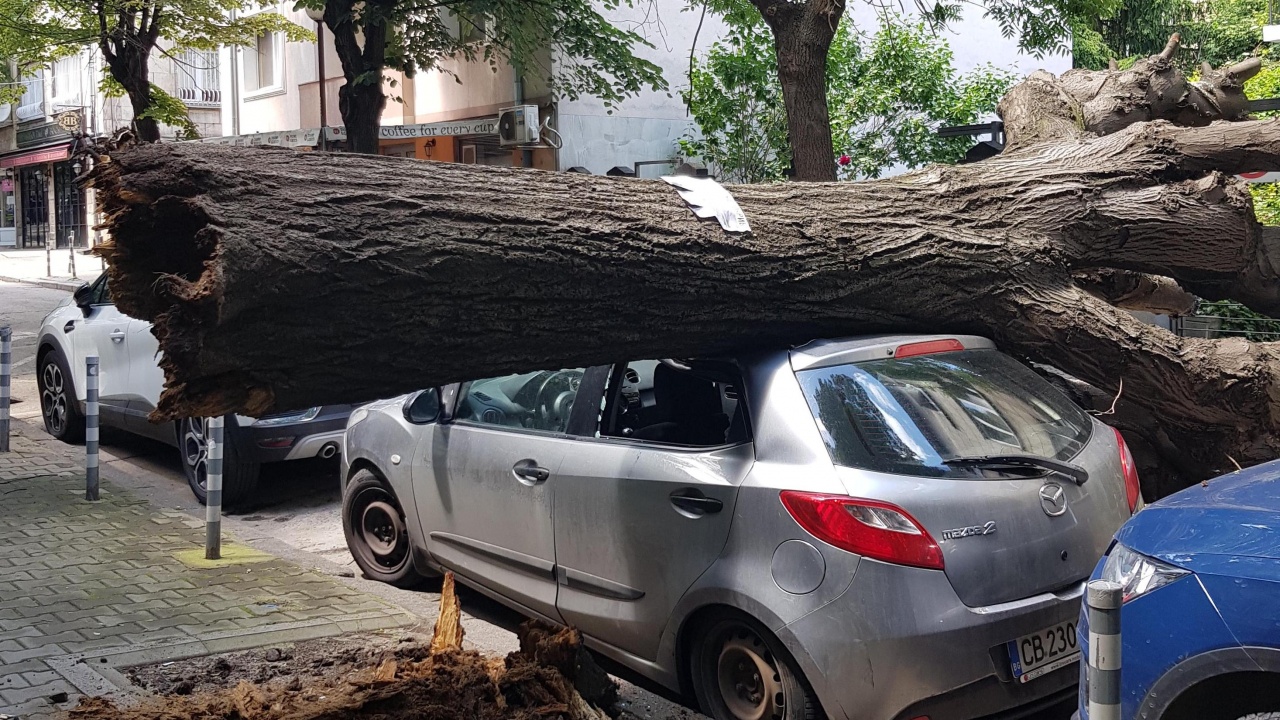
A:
[[1116, 460, 1280, 570]]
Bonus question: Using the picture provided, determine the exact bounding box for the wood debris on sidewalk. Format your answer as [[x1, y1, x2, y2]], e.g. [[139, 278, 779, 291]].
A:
[[68, 572, 619, 720]]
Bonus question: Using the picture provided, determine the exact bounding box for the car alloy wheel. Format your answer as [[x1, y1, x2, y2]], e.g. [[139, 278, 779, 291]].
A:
[[40, 361, 70, 436], [182, 417, 210, 491]]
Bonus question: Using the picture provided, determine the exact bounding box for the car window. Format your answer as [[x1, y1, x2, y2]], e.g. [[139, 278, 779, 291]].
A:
[[796, 349, 1092, 478], [90, 275, 111, 305], [455, 368, 585, 434], [601, 360, 749, 447]]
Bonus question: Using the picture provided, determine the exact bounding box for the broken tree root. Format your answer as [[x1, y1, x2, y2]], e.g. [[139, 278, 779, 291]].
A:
[[68, 572, 618, 720]]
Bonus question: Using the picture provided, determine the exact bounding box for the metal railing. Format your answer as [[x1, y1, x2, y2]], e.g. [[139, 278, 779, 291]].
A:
[[1172, 300, 1280, 342]]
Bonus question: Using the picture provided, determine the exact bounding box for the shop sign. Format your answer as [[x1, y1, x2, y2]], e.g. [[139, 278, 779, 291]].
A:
[[0, 146, 70, 168], [17, 122, 70, 149], [323, 118, 498, 141], [55, 110, 83, 132], [198, 128, 322, 148]]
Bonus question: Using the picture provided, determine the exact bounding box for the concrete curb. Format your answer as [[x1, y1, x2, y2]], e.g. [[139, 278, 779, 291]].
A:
[[0, 275, 84, 292]]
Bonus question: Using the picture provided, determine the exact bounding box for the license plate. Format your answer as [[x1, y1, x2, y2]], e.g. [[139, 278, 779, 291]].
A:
[[1008, 620, 1080, 683]]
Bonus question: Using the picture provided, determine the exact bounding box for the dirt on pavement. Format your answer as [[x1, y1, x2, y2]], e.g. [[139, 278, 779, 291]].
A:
[[69, 573, 693, 720]]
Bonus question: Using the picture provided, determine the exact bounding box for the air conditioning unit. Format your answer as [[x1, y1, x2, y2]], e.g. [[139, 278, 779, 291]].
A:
[[497, 104, 540, 147]]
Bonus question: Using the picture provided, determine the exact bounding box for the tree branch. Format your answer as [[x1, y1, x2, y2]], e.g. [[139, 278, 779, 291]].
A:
[[1074, 270, 1197, 316]]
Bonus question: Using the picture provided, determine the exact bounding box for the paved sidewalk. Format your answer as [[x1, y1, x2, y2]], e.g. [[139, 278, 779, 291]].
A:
[[0, 421, 415, 718], [0, 248, 102, 290]]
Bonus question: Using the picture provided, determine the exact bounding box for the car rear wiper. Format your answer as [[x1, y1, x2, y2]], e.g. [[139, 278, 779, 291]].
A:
[[944, 454, 1089, 485]]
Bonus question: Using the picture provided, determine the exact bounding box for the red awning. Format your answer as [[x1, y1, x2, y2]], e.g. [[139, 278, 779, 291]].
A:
[[0, 145, 70, 169]]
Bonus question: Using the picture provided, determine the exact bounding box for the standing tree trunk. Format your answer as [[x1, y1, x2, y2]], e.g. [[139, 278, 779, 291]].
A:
[[754, 0, 844, 182], [98, 4, 162, 143], [91, 40, 1280, 497], [326, 0, 390, 154]]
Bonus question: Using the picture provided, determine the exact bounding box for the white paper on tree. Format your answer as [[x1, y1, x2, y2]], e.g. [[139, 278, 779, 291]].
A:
[[661, 175, 751, 233]]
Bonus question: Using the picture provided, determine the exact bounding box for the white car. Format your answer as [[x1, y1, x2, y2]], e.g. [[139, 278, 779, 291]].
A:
[[35, 275, 352, 507]]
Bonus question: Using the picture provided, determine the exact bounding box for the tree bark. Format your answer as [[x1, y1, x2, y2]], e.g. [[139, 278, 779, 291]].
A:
[[327, 0, 389, 154], [754, 0, 843, 182], [90, 43, 1280, 496], [98, 6, 162, 143]]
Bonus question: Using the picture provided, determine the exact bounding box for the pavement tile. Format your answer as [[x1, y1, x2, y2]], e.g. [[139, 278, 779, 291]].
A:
[[17, 630, 89, 649], [0, 645, 65, 664], [0, 421, 412, 704], [0, 678, 77, 705]]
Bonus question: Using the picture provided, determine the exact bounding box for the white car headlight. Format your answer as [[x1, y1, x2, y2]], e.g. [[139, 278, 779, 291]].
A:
[[1101, 542, 1190, 603], [253, 406, 321, 426], [348, 408, 369, 427]]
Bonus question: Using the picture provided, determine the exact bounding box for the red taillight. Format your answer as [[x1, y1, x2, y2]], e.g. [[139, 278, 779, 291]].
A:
[[894, 339, 964, 358], [1114, 427, 1140, 513], [779, 491, 944, 570]]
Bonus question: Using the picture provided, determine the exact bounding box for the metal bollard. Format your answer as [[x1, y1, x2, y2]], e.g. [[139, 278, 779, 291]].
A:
[[85, 356, 99, 500], [0, 326, 10, 453], [68, 240, 77, 278], [1086, 579, 1123, 720], [205, 416, 224, 560]]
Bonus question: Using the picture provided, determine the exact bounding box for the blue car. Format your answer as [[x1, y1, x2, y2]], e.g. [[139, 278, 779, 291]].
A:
[[1076, 460, 1280, 720]]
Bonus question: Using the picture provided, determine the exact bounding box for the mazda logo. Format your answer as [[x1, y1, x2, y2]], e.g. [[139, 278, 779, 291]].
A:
[[1039, 483, 1067, 517]]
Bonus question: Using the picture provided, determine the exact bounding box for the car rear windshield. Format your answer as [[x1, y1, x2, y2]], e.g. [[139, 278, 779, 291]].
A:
[[796, 349, 1092, 478]]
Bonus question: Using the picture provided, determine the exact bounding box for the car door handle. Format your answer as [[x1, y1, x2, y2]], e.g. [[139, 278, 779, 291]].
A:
[[109, 329, 126, 343], [513, 464, 550, 484], [670, 490, 723, 516]]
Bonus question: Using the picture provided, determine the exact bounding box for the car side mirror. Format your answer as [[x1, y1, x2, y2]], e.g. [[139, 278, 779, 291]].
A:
[[72, 283, 93, 317], [402, 388, 441, 424]]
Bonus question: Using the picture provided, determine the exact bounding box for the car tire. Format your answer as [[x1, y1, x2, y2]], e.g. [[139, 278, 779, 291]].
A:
[[690, 610, 820, 720], [37, 347, 85, 443], [178, 417, 260, 509], [342, 469, 427, 588]]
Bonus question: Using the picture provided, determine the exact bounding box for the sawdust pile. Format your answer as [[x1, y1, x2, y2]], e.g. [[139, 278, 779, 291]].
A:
[[69, 573, 619, 720]]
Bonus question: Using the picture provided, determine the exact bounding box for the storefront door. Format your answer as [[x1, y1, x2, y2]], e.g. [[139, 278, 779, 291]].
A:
[[19, 166, 48, 249], [54, 161, 87, 249], [0, 175, 14, 248]]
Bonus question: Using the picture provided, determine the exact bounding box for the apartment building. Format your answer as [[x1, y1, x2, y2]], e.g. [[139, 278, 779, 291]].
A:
[[0, 46, 221, 248], [208, 0, 723, 175]]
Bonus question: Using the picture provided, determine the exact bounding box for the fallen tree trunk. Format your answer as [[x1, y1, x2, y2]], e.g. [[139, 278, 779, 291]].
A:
[[92, 39, 1280, 496]]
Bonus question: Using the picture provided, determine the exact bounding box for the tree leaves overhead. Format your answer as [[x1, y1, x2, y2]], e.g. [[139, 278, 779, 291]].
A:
[[1071, 0, 1267, 70], [680, 14, 1015, 181], [294, 0, 668, 109]]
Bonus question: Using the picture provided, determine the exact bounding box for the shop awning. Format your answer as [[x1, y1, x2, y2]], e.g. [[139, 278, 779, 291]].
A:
[[0, 145, 70, 169]]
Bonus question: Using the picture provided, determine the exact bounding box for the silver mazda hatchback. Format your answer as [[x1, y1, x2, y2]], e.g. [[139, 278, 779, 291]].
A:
[[341, 334, 1140, 720]]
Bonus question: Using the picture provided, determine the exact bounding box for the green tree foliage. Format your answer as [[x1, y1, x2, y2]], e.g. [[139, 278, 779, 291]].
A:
[[296, 0, 668, 153], [680, 14, 1015, 183], [0, 0, 305, 140], [1072, 0, 1266, 70], [1188, 41, 1280, 339]]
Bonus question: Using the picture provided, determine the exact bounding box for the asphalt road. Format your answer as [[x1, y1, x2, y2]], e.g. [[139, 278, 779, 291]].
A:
[[0, 280, 1075, 720], [0, 281, 72, 415]]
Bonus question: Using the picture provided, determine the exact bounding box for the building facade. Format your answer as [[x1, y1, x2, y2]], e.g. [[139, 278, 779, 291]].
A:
[[0, 46, 221, 249], [211, 4, 1069, 178], [212, 0, 723, 174]]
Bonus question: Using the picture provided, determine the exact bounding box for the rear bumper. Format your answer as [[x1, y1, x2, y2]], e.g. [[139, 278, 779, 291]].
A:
[[777, 559, 1084, 720], [236, 405, 351, 463]]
